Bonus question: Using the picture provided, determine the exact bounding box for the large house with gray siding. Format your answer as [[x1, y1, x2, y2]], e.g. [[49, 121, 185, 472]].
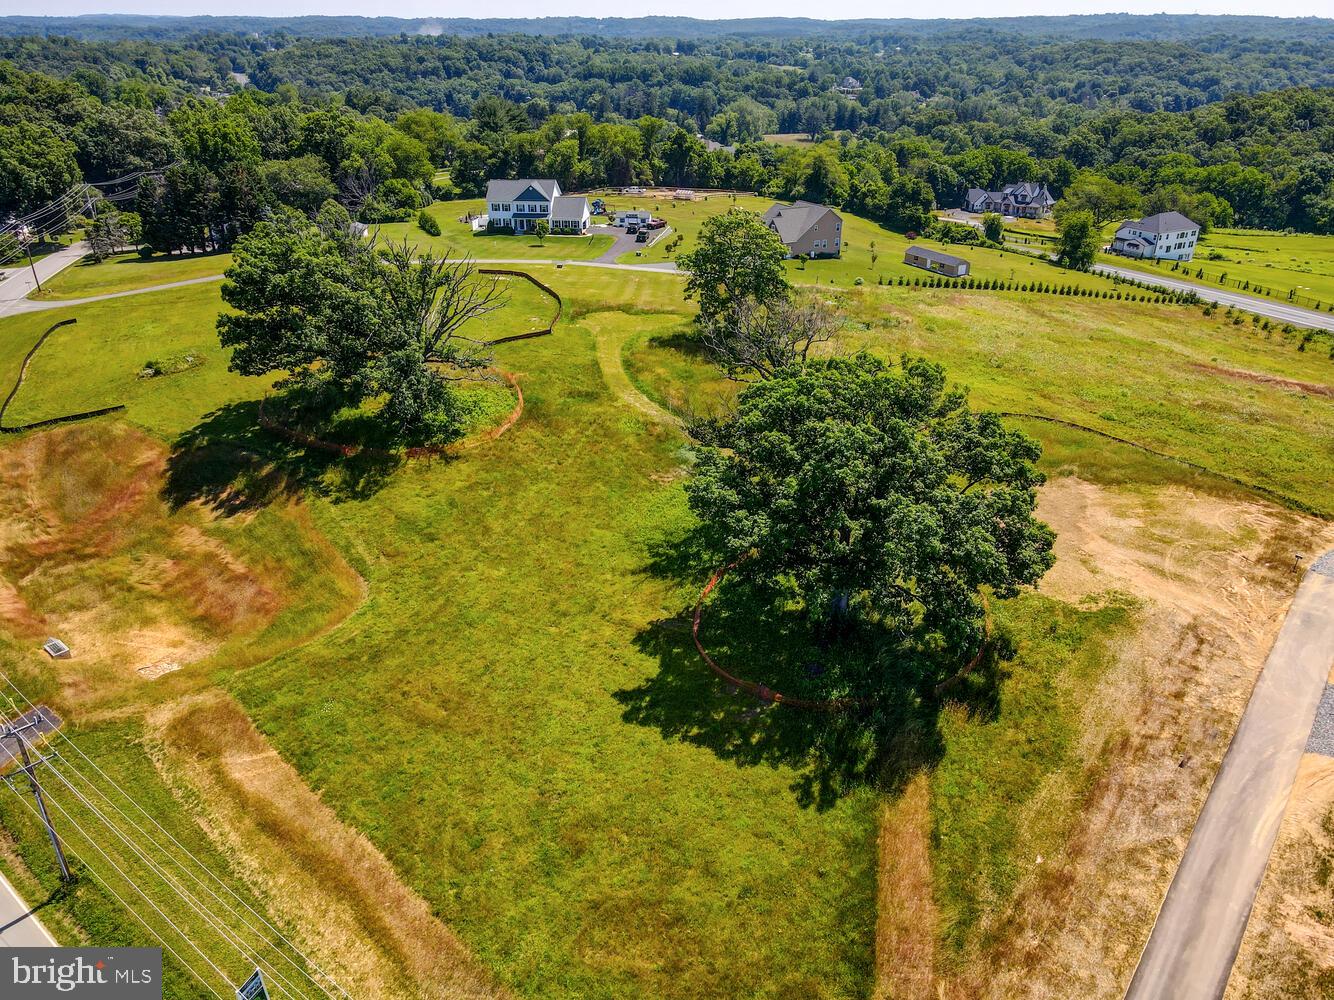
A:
[[963, 182, 1055, 219], [1111, 211, 1200, 262], [762, 201, 842, 258], [484, 179, 590, 234]]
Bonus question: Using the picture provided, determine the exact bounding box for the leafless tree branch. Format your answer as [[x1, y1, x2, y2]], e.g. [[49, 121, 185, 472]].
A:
[[701, 292, 845, 381]]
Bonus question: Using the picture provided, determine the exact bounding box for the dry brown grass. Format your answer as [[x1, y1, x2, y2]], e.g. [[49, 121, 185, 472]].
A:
[[900, 476, 1334, 1000], [875, 773, 936, 1000], [146, 692, 508, 1000], [0, 424, 303, 705], [1225, 752, 1334, 999], [0, 422, 484, 998]]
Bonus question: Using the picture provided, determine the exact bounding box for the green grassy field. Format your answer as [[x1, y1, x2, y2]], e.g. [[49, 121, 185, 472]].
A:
[[0, 285, 267, 434], [0, 414, 367, 999], [618, 280, 1334, 515], [33, 251, 231, 301], [0, 273, 880, 999], [621, 196, 1118, 291], [375, 198, 614, 260], [0, 270, 553, 436], [1098, 228, 1334, 309], [2, 260, 1332, 998]]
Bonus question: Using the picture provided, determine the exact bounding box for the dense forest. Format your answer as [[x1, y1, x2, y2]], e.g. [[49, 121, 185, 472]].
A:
[[4, 13, 1334, 42], [1, 14, 1332, 242]]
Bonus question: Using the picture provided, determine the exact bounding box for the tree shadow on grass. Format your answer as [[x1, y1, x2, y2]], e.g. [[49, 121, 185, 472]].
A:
[[161, 398, 406, 515], [616, 528, 1010, 810]]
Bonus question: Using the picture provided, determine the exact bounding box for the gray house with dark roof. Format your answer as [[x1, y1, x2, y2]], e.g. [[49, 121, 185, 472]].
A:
[[904, 245, 970, 277], [484, 179, 589, 234], [762, 201, 842, 258], [963, 182, 1055, 219], [1111, 211, 1200, 262]]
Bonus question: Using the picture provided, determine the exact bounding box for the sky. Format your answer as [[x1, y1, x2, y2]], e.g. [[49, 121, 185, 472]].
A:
[[20, 1, 1334, 19]]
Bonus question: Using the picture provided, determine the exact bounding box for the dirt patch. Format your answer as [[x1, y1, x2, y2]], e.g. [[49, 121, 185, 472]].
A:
[[0, 424, 289, 704], [1225, 753, 1334, 999], [920, 476, 1334, 999], [1192, 362, 1334, 398], [146, 693, 508, 1000], [875, 773, 936, 1000]]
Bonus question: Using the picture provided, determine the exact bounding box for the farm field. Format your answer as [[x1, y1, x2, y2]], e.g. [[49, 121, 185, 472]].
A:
[[0, 266, 1331, 999], [376, 197, 615, 260], [32, 250, 232, 300], [1098, 228, 1334, 309]]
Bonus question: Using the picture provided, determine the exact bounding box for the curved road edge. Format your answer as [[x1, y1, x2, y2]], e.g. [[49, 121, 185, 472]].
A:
[[1124, 550, 1334, 1000]]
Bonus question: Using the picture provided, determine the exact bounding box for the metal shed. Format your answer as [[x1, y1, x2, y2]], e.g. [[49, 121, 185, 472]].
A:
[[904, 245, 971, 278]]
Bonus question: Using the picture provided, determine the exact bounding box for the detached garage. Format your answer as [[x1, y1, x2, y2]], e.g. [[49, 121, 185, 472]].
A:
[[904, 246, 971, 278]]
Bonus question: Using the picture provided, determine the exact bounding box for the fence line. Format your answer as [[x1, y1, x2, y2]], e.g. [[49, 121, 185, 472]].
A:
[[0, 318, 128, 433]]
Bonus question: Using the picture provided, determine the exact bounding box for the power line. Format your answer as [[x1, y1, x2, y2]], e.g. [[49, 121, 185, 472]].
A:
[[36, 757, 323, 1000], [0, 675, 352, 1000], [0, 685, 333, 1000], [1, 779, 228, 1000], [0, 690, 347, 1000]]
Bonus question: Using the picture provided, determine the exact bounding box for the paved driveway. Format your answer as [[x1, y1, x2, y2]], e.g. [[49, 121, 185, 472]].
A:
[[591, 223, 672, 264], [1124, 551, 1334, 1000]]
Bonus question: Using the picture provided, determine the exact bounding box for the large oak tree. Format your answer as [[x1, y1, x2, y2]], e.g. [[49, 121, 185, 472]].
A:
[[686, 353, 1055, 689]]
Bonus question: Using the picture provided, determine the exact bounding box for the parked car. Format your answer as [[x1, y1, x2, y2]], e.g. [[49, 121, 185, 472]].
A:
[[626, 224, 639, 235], [635, 230, 649, 242], [647, 218, 666, 230]]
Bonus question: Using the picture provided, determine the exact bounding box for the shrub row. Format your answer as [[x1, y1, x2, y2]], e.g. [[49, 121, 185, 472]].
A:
[[866, 271, 1199, 305]]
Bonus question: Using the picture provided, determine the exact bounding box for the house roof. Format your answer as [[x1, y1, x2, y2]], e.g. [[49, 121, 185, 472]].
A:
[[761, 200, 839, 245], [1123, 211, 1199, 234], [970, 182, 1055, 207], [551, 196, 588, 222], [905, 245, 968, 268], [485, 178, 560, 203]]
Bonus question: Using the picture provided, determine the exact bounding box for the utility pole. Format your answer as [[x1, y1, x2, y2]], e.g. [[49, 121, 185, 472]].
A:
[[2, 715, 72, 882], [17, 224, 42, 293]]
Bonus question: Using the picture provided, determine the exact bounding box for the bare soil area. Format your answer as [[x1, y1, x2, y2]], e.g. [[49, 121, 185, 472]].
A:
[[1226, 747, 1334, 999], [1192, 361, 1334, 398], [0, 424, 277, 701], [881, 475, 1334, 1000]]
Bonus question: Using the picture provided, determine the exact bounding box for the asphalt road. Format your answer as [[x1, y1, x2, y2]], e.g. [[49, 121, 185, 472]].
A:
[[0, 242, 89, 318], [1092, 261, 1334, 332], [0, 868, 57, 948], [1124, 551, 1334, 1000], [0, 706, 63, 949]]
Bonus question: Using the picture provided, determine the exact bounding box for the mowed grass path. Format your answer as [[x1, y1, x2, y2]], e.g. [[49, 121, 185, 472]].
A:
[[0, 273, 878, 998], [221, 288, 878, 999], [4, 266, 1331, 997]]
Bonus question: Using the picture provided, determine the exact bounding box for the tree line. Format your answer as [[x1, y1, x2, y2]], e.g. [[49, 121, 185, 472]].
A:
[[2, 26, 1332, 237]]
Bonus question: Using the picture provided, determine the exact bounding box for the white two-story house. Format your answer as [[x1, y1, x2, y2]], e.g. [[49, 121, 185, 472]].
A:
[[1111, 211, 1201, 262], [483, 179, 590, 235]]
